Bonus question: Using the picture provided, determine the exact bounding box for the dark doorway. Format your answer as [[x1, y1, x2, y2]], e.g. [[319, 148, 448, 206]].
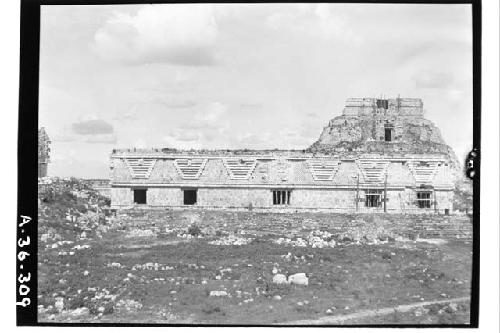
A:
[[133, 189, 147, 204], [376, 99, 388, 109], [417, 191, 432, 208], [272, 190, 291, 205], [384, 123, 394, 142], [384, 128, 392, 141], [183, 189, 197, 205], [365, 189, 383, 207]]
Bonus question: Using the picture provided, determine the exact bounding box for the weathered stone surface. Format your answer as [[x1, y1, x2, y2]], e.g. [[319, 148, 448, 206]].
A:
[[309, 98, 452, 156], [272, 274, 289, 285], [38, 127, 51, 177], [288, 273, 309, 286], [108, 97, 464, 214], [69, 307, 90, 317], [54, 297, 64, 312], [209, 290, 228, 297]]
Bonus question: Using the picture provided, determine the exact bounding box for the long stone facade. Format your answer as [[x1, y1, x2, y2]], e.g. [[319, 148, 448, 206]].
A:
[[109, 97, 457, 214]]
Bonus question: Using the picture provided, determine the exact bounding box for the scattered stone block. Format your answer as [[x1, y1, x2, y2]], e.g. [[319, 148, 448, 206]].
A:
[[288, 273, 308, 286], [70, 307, 89, 317], [272, 274, 288, 285], [209, 290, 228, 297]]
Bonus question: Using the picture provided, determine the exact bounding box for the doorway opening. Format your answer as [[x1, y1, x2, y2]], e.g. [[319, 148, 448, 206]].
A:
[[183, 189, 197, 205], [365, 189, 383, 207], [416, 191, 432, 208], [133, 189, 147, 205], [384, 123, 394, 142]]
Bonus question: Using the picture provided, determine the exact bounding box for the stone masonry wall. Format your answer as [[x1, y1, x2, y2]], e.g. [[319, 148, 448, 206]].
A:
[[111, 186, 453, 214], [110, 157, 453, 188]]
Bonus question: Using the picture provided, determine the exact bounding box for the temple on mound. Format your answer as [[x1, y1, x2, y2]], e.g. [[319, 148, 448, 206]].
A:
[[308, 97, 459, 164], [109, 97, 458, 214]]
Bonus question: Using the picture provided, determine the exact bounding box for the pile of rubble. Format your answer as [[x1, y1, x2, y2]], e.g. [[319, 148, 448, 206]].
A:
[[208, 234, 254, 246], [125, 228, 157, 238], [38, 177, 112, 243], [38, 177, 109, 212], [115, 299, 143, 312], [272, 272, 309, 286], [274, 230, 336, 248], [131, 262, 175, 271]]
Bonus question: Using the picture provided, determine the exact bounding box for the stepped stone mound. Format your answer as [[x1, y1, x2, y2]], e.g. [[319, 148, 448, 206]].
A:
[[308, 97, 460, 169]]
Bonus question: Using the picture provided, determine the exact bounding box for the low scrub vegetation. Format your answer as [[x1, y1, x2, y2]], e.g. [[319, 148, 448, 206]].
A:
[[37, 178, 472, 324]]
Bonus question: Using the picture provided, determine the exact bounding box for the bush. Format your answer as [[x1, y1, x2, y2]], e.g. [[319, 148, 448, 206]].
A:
[[264, 281, 292, 297], [187, 223, 202, 237], [201, 302, 225, 316]]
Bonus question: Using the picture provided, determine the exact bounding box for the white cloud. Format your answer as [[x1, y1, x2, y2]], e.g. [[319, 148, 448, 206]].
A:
[[51, 134, 76, 143], [165, 128, 200, 142], [133, 139, 147, 149], [414, 71, 456, 90], [233, 132, 272, 149], [162, 135, 202, 150], [52, 120, 118, 144], [113, 110, 138, 121], [93, 4, 218, 65], [162, 102, 229, 148], [265, 4, 356, 43], [180, 102, 228, 131], [196, 102, 226, 124], [84, 133, 117, 144], [72, 118, 114, 135], [162, 99, 198, 109], [314, 4, 345, 40]]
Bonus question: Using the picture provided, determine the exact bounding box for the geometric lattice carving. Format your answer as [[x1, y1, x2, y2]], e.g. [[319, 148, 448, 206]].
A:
[[173, 158, 207, 179], [276, 159, 292, 182], [356, 159, 389, 183], [223, 158, 257, 180], [124, 158, 157, 179], [407, 160, 440, 184], [306, 159, 339, 181]]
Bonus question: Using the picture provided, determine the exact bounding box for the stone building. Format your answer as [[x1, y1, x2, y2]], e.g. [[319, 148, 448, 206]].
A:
[[85, 179, 111, 198], [38, 127, 51, 178], [109, 97, 457, 214]]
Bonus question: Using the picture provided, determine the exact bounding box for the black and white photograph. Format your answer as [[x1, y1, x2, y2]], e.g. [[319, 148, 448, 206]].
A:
[[12, 0, 496, 328]]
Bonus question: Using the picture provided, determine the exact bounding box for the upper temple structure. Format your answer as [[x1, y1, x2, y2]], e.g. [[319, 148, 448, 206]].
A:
[[308, 97, 458, 161], [109, 97, 460, 214]]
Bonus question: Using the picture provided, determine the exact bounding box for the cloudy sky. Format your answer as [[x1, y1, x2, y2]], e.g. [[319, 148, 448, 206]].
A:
[[39, 3, 473, 178]]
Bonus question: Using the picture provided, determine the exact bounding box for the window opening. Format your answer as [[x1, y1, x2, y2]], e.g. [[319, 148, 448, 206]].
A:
[[273, 190, 291, 205], [376, 99, 389, 109]]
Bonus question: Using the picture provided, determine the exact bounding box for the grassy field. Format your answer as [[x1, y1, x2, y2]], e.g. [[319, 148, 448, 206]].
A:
[[38, 180, 472, 325], [37, 180, 472, 325]]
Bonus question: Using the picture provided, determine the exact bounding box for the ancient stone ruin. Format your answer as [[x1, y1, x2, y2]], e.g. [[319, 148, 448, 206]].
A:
[[309, 97, 460, 168], [109, 97, 460, 214], [38, 127, 51, 178]]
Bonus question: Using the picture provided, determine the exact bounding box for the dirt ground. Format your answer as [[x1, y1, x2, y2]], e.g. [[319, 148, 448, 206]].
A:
[[38, 201, 472, 325]]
